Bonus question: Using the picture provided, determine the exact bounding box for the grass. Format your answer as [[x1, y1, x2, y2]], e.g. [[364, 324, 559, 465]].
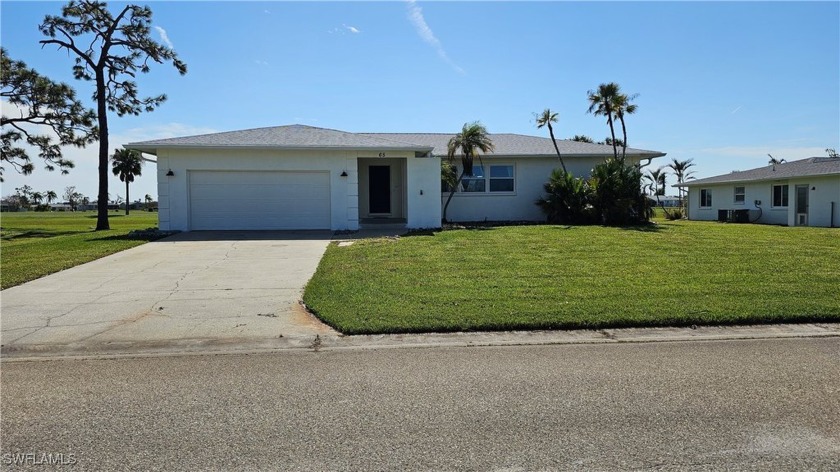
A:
[[1, 211, 159, 289], [303, 219, 840, 334]]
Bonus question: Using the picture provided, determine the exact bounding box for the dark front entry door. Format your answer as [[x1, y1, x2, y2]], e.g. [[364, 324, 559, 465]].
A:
[[369, 165, 391, 214]]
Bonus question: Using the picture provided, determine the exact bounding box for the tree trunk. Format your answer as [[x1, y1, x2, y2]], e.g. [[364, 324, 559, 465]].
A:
[[125, 180, 130, 215], [95, 71, 110, 230], [442, 172, 464, 224], [547, 123, 568, 173], [619, 115, 628, 161], [607, 114, 618, 160]]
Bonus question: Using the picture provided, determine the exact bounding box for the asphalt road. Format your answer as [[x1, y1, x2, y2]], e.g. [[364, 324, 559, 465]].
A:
[[2, 338, 838, 471]]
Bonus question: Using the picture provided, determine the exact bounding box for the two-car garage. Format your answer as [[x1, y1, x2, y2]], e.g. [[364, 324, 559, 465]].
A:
[[188, 171, 331, 230]]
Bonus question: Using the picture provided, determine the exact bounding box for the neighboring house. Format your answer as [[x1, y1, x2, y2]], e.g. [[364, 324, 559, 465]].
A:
[[646, 195, 681, 207], [126, 124, 665, 231], [677, 157, 840, 228]]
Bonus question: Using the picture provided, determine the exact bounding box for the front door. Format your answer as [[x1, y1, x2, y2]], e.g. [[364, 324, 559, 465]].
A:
[[795, 184, 809, 226], [369, 165, 391, 214]]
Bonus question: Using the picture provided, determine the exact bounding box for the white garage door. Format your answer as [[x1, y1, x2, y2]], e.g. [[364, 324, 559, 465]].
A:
[[189, 171, 331, 230]]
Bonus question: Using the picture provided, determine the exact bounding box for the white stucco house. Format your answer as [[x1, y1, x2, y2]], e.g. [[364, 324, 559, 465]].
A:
[[678, 157, 840, 227], [126, 124, 665, 231]]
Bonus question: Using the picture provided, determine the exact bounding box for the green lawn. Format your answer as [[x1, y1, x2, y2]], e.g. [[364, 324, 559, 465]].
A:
[[1, 211, 159, 289], [303, 220, 840, 334]]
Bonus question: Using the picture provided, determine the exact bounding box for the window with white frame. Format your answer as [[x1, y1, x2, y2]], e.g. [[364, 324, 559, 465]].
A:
[[456, 164, 515, 193], [772, 184, 788, 207], [700, 188, 712, 207], [489, 165, 514, 192], [734, 186, 745, 204]]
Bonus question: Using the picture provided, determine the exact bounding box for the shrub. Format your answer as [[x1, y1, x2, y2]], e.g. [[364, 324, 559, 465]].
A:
[[537, 159, 652, 226], [535, 169, 594, 224]]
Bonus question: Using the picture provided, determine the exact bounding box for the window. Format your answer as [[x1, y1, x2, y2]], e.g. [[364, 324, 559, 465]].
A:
[[734, 186, 745, 204], [772, 184, 788, 207], [700, 189, 712, 207], [459, 165, 486, 192], [489, 165, 515, 192], [454, 164, 515, 193]]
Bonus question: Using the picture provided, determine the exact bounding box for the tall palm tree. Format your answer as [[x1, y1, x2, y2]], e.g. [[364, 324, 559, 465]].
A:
[[535, 109, 567, 173], [442, 121, 495, 223], [587, 82, 621, 160], [30, 191, 44, 206], [668, 158, 696, 209], [645, 167, 671, 219], [111, 148, 143, 215], [645, 167, 667, 197], [45, 190, 58, 205], [612, 90, 638, 160]]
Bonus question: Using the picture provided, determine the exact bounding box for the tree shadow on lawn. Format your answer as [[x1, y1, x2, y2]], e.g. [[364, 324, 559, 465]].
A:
[[1, 229, 83, 241], [617, 223, 668, 233]]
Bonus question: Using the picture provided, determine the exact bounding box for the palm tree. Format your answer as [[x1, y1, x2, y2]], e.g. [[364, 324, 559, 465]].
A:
[[144, 194, 153, 210], [612, 90, 638, 160], [668, 158, 696, 209], [30, 191, 44, 206], [45, 190, 58, 205], [645, 167, 667, 197], [570, 135, 594, 143], [767, 154, 786, 165], [111, 148, 143, 215], [535, 109, 567, 173], [587, 82, 621, 160], [442, 121, 495, 223]]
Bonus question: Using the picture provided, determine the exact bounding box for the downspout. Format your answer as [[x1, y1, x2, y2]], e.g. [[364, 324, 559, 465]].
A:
[[832, 201, 836, 228]]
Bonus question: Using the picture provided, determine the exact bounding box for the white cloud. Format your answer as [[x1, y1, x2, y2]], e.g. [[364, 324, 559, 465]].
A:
[[730, 105, 742, 114], [405, 0, 465, 75], [154, 26, 174, 50], [344, 24, 360, 34], [254, 60, 269, 66]]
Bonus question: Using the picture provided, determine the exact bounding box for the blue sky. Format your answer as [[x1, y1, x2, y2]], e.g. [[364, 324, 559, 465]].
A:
[[2, 1, 838, 201]]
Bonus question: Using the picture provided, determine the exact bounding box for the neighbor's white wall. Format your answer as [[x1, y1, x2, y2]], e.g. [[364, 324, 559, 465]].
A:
[[158, 148, 361, 231], [686, 175, 840, 227], [443, 156, 646, 223]]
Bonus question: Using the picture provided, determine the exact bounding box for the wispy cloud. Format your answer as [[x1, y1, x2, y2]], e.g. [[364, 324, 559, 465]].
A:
[[405, 0, 464, 75], [730, 105, 742, 114], [329, 24, 362, 35], [254, 60, 269, 66], [153, 26, 174, 50]]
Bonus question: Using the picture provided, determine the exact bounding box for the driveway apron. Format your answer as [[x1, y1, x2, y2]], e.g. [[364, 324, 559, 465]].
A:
[[1, 231, 335, 355]]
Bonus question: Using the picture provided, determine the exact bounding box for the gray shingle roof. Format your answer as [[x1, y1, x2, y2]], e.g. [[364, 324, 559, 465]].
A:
[[127, 125, 432, 152], [127, 124, 666, 159], [359, 133, 665, 158], [679, 157, 840, 187]]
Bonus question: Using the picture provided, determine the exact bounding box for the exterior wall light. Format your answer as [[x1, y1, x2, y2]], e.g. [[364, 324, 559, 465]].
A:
[[340, 171, 348, 177], [166, 169, 174, 176]]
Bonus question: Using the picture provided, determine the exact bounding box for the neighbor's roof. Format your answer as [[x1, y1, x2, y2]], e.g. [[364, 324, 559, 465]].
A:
[[127, 124, 666, 158], [677, 157, 840, 187]]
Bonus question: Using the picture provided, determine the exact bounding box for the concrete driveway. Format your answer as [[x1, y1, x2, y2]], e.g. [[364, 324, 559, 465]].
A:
[[1, 231, 336, 356]]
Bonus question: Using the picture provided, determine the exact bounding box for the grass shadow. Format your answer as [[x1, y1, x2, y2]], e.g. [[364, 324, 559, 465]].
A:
[[618, 223, 667, 232], [1, 229, 83, 241]]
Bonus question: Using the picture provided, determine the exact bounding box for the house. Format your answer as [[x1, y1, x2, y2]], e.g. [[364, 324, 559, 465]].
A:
[[126, 124, 665, 231], [677, 157, 840, 227]]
